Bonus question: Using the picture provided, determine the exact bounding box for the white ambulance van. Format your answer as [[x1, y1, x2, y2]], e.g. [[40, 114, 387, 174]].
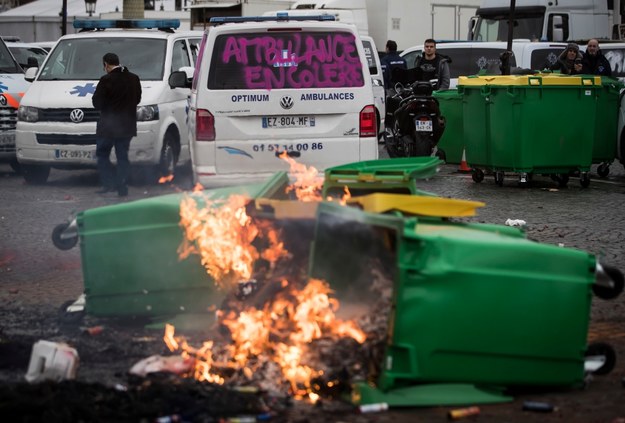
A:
[[15, 19, 202, 184], [169, 14, 378, 187], [0, 37, 30, 172], [360, 35, 385, 137]]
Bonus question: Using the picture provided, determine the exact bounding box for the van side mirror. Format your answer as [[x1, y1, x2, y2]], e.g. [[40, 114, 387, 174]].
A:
[[552, 15, 564, 42], [24, 67, 38, 82], [169, 70, 192, 89]]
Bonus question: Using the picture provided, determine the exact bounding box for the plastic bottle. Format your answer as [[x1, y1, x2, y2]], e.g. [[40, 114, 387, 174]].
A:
[[522, 401, 558, 412], [448, 406, 480, 420]]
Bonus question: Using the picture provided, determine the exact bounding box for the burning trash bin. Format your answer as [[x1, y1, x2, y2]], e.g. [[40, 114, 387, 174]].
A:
[[52, 157, 623, 406]]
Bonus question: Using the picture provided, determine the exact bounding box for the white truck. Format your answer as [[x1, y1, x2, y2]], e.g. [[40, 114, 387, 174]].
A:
[[193, 0, 482, 53], [468, 0, 620, 42]]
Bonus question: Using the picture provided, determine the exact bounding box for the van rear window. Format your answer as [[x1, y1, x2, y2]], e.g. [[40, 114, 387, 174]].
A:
[[207, 31, 364, 90]]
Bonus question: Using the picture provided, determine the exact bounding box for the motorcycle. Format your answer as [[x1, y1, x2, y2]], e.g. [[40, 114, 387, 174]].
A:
[[383, 80, 446, 159]]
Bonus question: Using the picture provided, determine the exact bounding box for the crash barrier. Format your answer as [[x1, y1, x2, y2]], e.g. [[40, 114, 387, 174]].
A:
[[457, 74, 623, 187], [53, 157, 623, 407]]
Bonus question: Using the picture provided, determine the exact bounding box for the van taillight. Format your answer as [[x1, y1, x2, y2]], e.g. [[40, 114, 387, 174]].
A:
[[359, 105, 377, 137], [196, 109, 215, 141]]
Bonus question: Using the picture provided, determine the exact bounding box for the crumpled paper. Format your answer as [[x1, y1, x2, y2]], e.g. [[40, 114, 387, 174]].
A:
[[129, 355, 195, 377], [505, 219, 527, 227]]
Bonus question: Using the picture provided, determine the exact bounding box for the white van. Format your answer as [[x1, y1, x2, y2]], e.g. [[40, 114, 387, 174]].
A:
[[15, 19, 202, 184], [360, 35, 385, 135], [0, 37, 30, 172], [170, 14, 378, 187], [400, 40, 569, 88]]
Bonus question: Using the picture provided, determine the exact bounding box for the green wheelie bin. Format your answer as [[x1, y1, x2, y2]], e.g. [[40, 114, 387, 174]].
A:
[[593, 76, 623, 177], [459, 74, 600, 187], [432, 89, 464, 164]]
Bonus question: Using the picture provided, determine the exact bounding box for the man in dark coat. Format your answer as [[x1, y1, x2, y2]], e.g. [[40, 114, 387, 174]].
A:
[[380, 39, 407, 93], [92, 52, 142, 196], [412, 39, 451, 90], [582, 39, 612, 76]]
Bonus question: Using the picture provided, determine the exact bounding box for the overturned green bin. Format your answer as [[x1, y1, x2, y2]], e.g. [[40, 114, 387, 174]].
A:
[[309, 199, 612, 406]]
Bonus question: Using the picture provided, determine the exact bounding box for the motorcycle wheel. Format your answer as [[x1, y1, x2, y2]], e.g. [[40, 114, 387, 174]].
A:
[[385, 130, 403, 158], [404, 134, 432, 157]]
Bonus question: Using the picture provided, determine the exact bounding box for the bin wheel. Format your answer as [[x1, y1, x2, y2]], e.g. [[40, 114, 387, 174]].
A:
[[551, 173, 569, 188], [593, 264, 625, 300], [518, 172, 532, 188], [434, 148, 447, 162], [580, 172, 591, 188], [494, 171, 504, 187], [597, 163, 610, 178], [585, 342, 616, 375], [471, 168, 484, 183], [52, 222, 78, 251]]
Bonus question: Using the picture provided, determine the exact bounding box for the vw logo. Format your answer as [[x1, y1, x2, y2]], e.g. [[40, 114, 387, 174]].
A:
[[280, 96, 294, 110], [69, 109, 84, 123], [0, 95, 6, 106]]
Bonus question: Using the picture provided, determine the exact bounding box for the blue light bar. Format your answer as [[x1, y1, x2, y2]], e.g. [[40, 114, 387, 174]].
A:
[[73, 19, 181, 30], [209, 14, 335, 24]]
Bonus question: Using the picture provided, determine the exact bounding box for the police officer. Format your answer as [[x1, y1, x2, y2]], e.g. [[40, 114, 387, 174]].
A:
[[380, 40, 407, 94]]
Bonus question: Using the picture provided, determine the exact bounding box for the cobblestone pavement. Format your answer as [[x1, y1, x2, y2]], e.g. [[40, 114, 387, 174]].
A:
[[1, 157, 624, 422]]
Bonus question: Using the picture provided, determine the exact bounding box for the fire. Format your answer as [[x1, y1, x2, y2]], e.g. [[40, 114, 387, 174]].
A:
[[279, 151, 324, 202], [159, 174, 175, 184], [172, 155, 366, 400], [165, 277, 366, 400]]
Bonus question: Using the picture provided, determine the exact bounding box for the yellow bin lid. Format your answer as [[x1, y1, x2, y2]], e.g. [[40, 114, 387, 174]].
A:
[[458, 74, 600, 87]]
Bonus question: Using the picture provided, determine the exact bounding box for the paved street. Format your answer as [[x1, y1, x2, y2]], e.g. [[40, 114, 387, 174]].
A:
[[1, 155, 625, 422]]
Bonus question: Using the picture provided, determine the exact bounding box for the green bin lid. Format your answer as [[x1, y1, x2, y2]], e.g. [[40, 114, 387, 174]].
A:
[[324, 156, 442, 183]]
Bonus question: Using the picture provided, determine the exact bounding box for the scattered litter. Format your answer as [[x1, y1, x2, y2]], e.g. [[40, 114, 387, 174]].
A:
[[358, 403, 388, 413], [25, 340, 79, 383], [522, 401, 558, 413], [129, 355, 195, 377], [558, 243, 565, 247], [505, 219, 527, 227], [114, 383, 127, 392], [155, 415, 182, 423], [448, 406, 480, 420], [81, 325, 104, 336]]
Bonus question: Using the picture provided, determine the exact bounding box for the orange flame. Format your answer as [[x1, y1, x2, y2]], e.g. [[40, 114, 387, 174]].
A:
[[278, 151, 324, 202], [173, 158, 365, 400], [159, 174, 175, 184], [165, 278, 366, 400]]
